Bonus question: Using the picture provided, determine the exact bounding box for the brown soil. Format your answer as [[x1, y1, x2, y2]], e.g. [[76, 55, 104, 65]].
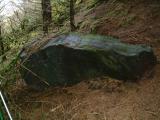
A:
[[10, 0, 160, 120], [12, 58, 160, 120]]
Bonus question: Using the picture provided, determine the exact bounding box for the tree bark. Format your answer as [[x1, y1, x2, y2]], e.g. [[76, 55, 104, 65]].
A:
[[70, 0, 76, 31], [41, 0, 52, 34], [0, 25, 6, 62]]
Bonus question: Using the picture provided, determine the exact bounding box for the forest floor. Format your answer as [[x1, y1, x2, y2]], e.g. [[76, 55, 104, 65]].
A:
[[10, 1, 160, 120]]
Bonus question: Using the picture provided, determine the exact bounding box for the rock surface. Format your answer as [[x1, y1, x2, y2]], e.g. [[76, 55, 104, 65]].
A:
[[19, 33, 156, 90]]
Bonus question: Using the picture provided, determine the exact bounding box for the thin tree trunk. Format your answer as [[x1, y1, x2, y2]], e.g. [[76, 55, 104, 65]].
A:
[[70, 0, 76, 31], [0, 25, 6, 62], [41, 0, 52, 34]]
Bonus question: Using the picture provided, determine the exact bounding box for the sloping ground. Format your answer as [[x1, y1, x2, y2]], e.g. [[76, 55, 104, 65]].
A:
[[10, 0, 160, 119], [77, 0, 160, 46], [12, 54, 160, 120]]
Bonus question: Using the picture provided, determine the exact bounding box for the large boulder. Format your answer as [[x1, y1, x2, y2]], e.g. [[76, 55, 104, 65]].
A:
[[19, 33, 157, 90]]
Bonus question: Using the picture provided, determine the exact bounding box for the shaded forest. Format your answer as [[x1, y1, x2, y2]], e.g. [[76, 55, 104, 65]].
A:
[[0, 0, 160, 119]]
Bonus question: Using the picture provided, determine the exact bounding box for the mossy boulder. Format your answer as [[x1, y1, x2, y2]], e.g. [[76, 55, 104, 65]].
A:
[[19, 33, 156, 90]]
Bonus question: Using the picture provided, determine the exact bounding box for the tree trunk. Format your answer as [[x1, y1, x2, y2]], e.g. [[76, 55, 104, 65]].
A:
[[70, 0, 76, 31], [41, 0, 52, 34], [0, 25, 6, 62]]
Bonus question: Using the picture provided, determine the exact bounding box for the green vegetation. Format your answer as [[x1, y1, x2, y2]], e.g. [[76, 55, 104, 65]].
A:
[[0, 0, 103, 85], [0, 0, 159, 119], [0, 0, 158, 91]]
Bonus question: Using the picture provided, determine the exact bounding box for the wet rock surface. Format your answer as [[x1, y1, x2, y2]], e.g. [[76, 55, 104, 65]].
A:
[[19, 33, 157, 90]]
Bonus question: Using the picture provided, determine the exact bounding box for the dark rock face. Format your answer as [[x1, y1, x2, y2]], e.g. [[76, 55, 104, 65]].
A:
[[19, 33, 157, 90]]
